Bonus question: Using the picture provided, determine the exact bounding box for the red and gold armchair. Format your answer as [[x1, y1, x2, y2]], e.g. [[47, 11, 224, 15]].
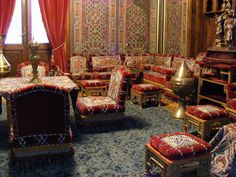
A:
[[9, 84, 73, 162], [75, 67, 130, 127]]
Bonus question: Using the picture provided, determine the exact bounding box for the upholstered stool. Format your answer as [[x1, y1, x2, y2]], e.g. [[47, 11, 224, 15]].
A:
[[80, 80, 108, 96], [131, 84, 160, 108], [145, 132, 211, 177], [184, 105, 231, 140]]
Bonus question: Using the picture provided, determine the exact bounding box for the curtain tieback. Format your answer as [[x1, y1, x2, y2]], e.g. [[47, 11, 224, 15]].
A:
[[52, 42, 65, 53]]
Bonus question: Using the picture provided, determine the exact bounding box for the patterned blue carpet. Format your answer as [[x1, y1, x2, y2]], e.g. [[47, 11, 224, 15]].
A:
[[0, 101, 184, 177]]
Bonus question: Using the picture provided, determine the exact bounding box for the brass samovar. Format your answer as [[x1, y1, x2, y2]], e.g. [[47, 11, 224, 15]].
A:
[[171, 61, 196, 119]]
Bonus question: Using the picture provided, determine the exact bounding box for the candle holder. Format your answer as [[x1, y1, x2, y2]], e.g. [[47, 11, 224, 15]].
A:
[[0, 35, 11, 77], [28, 40, 41, 83]]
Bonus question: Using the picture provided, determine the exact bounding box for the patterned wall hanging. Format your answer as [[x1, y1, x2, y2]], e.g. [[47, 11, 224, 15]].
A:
[[71, 0, 156, 55], [71, 0, 117, 55], [163, 0, 188, 56]]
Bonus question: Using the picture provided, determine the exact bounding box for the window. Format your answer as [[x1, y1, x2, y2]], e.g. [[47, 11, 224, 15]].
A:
[[5, 0, 49, 44], [5, 0, 22, 44]]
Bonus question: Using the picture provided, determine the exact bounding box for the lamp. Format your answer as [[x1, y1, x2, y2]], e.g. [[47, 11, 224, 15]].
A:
[[0, 35, 11, 77]]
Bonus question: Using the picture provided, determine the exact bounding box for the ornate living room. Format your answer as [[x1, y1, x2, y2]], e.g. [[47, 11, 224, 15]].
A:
[[0, 0, 236, 177]]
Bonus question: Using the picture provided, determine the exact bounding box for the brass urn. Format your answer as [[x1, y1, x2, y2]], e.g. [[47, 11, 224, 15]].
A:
[[171, 61, 196, 119], [0, 35, 11, 77], [28, 40, 41, 83]]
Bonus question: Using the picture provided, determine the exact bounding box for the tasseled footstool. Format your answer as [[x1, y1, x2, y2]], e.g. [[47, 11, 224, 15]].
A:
[[145, 132, 211, 177], [131, 84, 160, 108], [184, 104, 232, 140], [80, 80, 108, 96]]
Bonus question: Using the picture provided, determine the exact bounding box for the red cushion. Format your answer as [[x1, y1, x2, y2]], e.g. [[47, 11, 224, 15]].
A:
[[132, 84, 160, 92], [81, 80, 108, 87], [144, 71, 171, 85], [76, 96, 125, 115], [150, 132, 211, 160], [151, 65, 176, 75], [187, 105, 228, 120]]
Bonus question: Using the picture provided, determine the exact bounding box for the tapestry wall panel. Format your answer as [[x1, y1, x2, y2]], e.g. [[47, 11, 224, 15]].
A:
[[71, 0, 155, 55], [118, 0, 150, 54], [164, 0, 188, 56], [71, 0, 117, 54]]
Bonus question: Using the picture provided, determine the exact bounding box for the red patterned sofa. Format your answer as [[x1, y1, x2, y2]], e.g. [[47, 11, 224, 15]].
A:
[[70, 54, 123, 83]]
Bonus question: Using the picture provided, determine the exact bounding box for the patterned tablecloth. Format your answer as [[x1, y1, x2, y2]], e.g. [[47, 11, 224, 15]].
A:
[[210, 123, 236, 177], [0, 76, 77, 100]]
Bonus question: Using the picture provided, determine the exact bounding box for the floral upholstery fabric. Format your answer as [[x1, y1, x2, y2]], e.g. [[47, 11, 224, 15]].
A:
[[154, 55, 172, 67], [76, 96, 125, 115], [227, 98, 236, 110], [91, 55, 122, 71], [151, 65, 176, 75], [144, 71, 171, 85], [107, 67, 129, 104], [150, 132, 211, 160], [124, 55, 153, 68], [17, 61, 49, 78], [187, 105, 228, 120], [70, 55, 87, 74], [210, 123, 236, 177], [81, 80, 108, 87], [76, 67, 129, 116], [132, 84, 160, 92], [9, 85, 72, 149]]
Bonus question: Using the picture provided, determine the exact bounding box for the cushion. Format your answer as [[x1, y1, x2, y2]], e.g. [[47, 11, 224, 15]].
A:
[[187, 105, 228, 120], [70, 55, 87, 74], [149, 132, 211, 160], [81, 80, 108, 87], [172, 56, 195, 72], [107, 67, 129, 104], [124, 56, 153, 68], [151, 65, 176, 75], [144, 71, 171, 85], [132, 84, 160, 92], [154, 55, 172, 67], [76, 96, 125, 115], [91, 55, 122, 70]]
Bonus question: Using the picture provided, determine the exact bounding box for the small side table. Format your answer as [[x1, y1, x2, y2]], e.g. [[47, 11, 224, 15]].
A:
[[80, 80, 108, 97], [131, 84, 160, 108]]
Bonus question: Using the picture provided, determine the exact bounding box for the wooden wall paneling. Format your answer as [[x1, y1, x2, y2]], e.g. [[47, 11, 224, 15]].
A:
[[188, 0, 208, 57]]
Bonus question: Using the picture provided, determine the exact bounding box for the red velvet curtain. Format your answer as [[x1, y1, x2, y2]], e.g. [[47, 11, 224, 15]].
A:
[[38, 0, 69, 72], [0, 0, 16, 35]]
